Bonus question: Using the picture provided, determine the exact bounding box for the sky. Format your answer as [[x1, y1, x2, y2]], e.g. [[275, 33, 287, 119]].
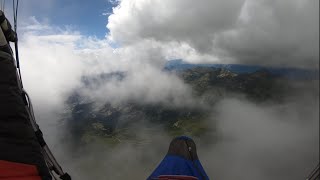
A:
[[1, 0, 318, 179], [4, 0, 117, 38]]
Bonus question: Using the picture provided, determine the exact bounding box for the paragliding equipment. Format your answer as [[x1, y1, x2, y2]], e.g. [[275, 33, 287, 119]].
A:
[[1, 0, 71, 179], [148, 136, 209, 180]]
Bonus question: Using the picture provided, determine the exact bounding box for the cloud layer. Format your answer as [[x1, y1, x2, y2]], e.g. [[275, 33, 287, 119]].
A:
[[108, 0, 319, 67]]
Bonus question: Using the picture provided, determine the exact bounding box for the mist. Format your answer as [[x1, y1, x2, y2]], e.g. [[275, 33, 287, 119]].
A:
[[202, 93, 319, 179], [47, 80, 319, 180]]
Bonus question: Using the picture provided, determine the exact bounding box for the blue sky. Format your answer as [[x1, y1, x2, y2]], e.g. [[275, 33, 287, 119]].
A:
[[9, 0, 117, 38]]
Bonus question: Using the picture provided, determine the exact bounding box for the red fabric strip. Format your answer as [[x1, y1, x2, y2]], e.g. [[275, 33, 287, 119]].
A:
[[158, 175, 198, 180], [0, 160, 41, 180]]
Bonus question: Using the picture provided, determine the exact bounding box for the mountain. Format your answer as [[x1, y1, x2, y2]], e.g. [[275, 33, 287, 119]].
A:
[[63, 65, 314, 146], [165, 59, 319, 80], [65, 93, 209, 145], [178, 67, 287, 102]]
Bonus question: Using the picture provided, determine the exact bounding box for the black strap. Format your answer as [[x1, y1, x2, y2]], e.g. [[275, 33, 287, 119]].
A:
[[0, 11, 6, 24], [60, 173, 72, 180], [184, 140, 207, 180], [0, 12, 17, 42], [35, 129, 47, 147]]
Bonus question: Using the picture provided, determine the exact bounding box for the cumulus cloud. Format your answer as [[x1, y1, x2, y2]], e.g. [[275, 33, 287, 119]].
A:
[[108, 0, 319, 67], [19, 21, 84, 108]]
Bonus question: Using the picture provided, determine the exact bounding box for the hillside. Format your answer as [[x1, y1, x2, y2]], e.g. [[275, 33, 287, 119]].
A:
[[62, 65, 306, 146]]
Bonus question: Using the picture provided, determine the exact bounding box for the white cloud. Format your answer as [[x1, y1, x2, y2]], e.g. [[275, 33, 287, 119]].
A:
[[16, 20, 200, 176], [201, 96, 319, 179], [107, 0, 319, 67], [20, 35, 83, 108], [18, 17, 195, 122]]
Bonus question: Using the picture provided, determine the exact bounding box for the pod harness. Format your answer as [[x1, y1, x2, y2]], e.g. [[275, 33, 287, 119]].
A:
[[1, 1, 71, 180]]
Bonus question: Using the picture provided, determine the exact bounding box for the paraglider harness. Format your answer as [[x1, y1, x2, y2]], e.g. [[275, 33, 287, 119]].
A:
[[0, 1, 71, 179]]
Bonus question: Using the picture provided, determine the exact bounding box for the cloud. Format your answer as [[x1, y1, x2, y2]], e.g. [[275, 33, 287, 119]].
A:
[[79, 65, 196, 107], [200, 94, 319, 180], [108, 0, 120, 6], [59, 127, 172, 180], [19, 22, 84, 108], [3, 0, 55, 26], [17, 17, 196, 139], [17, 19, 197, 179], [107, 0, 319, 67]]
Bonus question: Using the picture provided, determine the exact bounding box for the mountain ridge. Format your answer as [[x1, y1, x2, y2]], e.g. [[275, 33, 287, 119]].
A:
[[165, 59, 319, 80]]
